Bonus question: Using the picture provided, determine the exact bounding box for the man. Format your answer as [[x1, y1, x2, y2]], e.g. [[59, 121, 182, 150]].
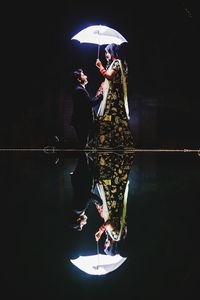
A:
[[70, 68, 102, 148]]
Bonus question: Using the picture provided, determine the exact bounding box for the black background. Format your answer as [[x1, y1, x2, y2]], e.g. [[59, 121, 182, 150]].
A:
[[1, 0, 199, 149]]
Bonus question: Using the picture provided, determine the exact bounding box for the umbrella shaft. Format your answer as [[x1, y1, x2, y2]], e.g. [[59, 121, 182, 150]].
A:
[[97, 241, 99, 268]]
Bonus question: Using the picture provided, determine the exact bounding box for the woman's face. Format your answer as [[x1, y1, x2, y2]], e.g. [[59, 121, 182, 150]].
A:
[[105, 51, 112, 62], [95, 204, 104, 218], [104, 237, 111, 253]]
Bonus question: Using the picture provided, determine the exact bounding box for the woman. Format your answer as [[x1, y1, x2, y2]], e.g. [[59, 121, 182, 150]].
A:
[[94, 43, 134, 149]]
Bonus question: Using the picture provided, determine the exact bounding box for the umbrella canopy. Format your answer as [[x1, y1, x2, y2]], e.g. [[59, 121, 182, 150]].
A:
[[71, 25, 128, 45], [71, 25, 128, 58], [70, 254, 127, 275]]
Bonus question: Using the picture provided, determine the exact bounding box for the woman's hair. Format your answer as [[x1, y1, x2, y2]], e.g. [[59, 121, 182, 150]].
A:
[[105, 43, 128, 73], [104, 232, 119, 256], [105, 43, 120, 58], [104, 239, 119, 256]]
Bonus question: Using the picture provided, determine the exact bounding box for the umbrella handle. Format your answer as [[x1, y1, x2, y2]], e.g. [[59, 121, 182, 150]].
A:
[[97, 44, 100, 59]]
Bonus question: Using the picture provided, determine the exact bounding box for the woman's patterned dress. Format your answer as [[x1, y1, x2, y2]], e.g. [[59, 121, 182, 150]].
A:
[[95, 59, 134, 149], [93, 152, 134, 241]]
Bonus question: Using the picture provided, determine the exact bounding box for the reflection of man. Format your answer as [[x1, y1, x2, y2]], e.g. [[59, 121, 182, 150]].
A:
[[70, 69, 102, 148], [70, 153, 102, 231]]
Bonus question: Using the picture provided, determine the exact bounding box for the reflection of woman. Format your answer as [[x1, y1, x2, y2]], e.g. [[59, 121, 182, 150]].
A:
[[94, 43, 134, 149], [93, 152, 134, 244]]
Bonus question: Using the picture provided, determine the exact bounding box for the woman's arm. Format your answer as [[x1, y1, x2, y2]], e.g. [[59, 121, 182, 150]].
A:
[[94, 221, 114, 241], [96, 59, 116, 80]]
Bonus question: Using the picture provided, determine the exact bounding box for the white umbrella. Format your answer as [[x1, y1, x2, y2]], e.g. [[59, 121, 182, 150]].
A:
[[71, 25, 128, 58], [70, 253, 127, 275]]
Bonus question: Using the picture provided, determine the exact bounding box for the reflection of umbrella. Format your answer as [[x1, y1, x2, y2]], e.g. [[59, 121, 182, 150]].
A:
[[70, 254, 127, 275], [71, 25, 128, 58]]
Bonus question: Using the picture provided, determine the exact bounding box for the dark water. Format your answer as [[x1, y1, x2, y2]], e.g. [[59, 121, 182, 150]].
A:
[[1, 151, 200, 299]]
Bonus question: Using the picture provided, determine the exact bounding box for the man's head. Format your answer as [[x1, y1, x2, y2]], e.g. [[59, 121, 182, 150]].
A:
[[72, 213, 88, 231], [72, 68, 88, 87]]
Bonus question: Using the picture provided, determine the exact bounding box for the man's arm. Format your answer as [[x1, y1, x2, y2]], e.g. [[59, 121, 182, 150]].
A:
[[90, 94, 103, 107]]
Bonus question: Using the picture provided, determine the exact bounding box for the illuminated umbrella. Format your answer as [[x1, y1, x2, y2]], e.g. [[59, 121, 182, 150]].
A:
[[70, 253, 127, 275], [71, 25, 128, 58]]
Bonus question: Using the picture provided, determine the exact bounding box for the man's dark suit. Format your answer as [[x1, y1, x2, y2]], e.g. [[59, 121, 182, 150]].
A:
[[70, 84, 102, 148], [70, 152, 102, 229]]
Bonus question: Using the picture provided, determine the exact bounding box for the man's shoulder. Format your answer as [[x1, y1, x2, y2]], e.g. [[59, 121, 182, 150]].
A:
[[73, 85, 88, 95], [72, 85, 85, 97], [75, 85, 83, 90]]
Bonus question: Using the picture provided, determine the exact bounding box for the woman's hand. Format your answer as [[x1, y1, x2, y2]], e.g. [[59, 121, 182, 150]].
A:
[[95, 225, 106, 241], [96, 59, 102, 69], [95, 230, 102, 242]]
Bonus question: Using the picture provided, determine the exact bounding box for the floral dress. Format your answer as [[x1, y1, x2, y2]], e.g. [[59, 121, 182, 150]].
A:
[[95, 59, 134, 149], [93, 152, 134, 241]]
